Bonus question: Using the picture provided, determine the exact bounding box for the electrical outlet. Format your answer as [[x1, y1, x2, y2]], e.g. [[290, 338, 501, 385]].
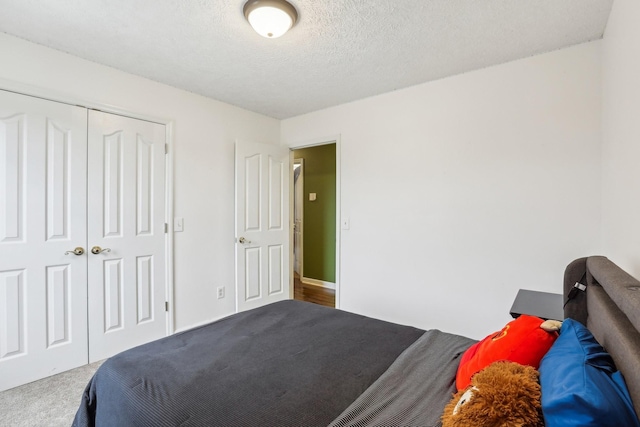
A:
[[217, 286, 225, 299]]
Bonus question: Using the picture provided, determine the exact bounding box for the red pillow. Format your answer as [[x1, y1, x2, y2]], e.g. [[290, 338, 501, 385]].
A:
[[456, 314, 558, 390]]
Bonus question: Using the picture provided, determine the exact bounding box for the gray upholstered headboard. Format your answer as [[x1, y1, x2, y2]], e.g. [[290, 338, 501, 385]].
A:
[[563, 256, 640, 419]]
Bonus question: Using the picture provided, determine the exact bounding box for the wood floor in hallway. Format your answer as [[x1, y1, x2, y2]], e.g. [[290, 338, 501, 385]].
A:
[[294, 275, 335, 308]]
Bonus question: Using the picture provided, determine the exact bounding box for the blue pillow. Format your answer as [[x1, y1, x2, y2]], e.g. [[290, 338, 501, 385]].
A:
[[539, 318, 640, 427]]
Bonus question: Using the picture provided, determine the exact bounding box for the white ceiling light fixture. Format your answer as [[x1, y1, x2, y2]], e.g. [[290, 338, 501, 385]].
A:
[[243, 0, 298, 39]]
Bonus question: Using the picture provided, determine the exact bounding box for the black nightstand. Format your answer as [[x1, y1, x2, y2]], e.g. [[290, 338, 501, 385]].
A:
[[509, 289, 564, 321]]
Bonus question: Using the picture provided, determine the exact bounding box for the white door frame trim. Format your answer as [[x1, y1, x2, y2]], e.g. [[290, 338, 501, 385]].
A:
[[286, 135, 341, 308], [293, 158, 304, 280], [0, 77, 176, 334]]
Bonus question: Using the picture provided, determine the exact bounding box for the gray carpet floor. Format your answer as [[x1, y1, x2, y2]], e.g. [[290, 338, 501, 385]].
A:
[[0, 361, 103, 427]]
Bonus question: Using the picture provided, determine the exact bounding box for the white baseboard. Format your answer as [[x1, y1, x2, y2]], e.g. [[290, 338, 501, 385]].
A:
[[301, 277, 336, 290], [174, 312, 230, 334]]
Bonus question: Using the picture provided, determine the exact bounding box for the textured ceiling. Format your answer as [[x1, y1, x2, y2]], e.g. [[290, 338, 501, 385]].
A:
[[0, 0, 613, 119]]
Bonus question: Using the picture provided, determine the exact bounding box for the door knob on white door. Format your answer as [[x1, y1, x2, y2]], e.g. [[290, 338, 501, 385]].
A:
[[65, 247, 85, 256], [238, 237, 251, 244], [91, 246, 111, 254]]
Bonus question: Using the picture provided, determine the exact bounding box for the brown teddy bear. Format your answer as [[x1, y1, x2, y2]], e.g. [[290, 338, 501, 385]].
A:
[[441, 360, 544, 427]]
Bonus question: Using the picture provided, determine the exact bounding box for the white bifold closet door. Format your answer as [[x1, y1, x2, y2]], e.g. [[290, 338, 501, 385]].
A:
[[0, 90, 88, 391], [87, 110, 167, 363], [0, 90, 167, 391]]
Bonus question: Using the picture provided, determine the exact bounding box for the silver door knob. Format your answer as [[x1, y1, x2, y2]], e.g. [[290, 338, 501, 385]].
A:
[[238, 237, 251, 244], [65, 247, 85, 256], [91, 246, 111, 254]]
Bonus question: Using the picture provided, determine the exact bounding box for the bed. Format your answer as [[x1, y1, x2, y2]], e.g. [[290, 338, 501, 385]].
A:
[[73, 256, 640, 426]]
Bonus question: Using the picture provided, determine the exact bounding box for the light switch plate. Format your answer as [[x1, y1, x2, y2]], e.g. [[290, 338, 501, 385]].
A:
[[342, 217, 350, 230], [309, 193, 317, 201], [174, 217, 184, 232]]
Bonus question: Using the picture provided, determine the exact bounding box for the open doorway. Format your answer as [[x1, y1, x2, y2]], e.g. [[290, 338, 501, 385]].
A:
[[291, 143, 337, 308]]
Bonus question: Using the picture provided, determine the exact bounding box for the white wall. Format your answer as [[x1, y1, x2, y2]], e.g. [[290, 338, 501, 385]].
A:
[[601, 0, 640, 277], [282, 42, 603, 339], [0, 33, 280, 331], [0, 31, 608, 340]]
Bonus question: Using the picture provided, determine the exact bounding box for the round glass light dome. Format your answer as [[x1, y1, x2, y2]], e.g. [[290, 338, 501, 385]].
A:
[[244, 0, 298, 39]]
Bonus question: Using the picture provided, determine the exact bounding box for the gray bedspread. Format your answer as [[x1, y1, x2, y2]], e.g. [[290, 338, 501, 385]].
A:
[[73, 300, 425, 427], [328, 330, 476, 427]]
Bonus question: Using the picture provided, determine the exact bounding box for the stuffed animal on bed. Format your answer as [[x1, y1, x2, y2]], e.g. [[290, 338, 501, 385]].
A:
[[456, 315, 562, 390], [441, 361, 544, 427]]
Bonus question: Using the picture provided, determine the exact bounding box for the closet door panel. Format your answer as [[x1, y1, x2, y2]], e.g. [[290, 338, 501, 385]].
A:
[[0, 90, 88, 391], [87, 110, 167, 363]]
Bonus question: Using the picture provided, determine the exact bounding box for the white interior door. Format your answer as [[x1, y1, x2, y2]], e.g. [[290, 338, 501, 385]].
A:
[[0, 90, 88, 391], [87, 110, 167, 362], [235, 141, 290, 312]]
